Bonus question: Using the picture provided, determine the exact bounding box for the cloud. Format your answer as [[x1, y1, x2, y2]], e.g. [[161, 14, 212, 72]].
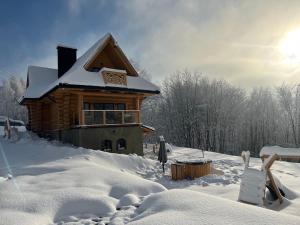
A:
[[67, 0, 83, 15], [112, 0, 300, 89], [14, 0, 300, 89]]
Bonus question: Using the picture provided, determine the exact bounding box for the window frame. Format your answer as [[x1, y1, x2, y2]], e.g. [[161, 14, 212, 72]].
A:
[[116, 138, 127, 151]]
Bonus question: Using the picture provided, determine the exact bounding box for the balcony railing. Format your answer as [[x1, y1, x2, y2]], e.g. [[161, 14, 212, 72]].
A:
[[82, 110, 140, 126]]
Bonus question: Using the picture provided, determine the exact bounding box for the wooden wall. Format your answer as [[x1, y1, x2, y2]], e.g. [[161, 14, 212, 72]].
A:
[[25, 89, 145, 134], [85, 38, 138, 76]]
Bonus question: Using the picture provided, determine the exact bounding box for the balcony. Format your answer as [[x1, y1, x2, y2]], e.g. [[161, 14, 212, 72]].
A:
[[82, 110, 140, 126]]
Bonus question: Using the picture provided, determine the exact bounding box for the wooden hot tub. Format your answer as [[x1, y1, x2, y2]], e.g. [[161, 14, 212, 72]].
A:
[[171, 159, 212, 180]]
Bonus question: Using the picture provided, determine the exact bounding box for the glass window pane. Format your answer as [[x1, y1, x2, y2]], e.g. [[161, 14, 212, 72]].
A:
[[94, 103, 104, 110], [104, 103, 114, 110], [116, 103, 126, 110], [83, 102, 90, 110]]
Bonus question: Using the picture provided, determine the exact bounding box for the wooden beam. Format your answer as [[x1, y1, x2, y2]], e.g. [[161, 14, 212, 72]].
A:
[[264, 154, 279, 170], [262, 154, 283, 204], [78, 94, 83, 125], [83, 36, 111, 70], [135, 97, 140, 123], [267, 169, 283, 203], [68, 90, 146, 98]]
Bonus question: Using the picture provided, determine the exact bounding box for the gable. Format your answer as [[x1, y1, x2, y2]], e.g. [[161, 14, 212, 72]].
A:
[[84, 36, 138, 76], [20, 33, 160, 104]]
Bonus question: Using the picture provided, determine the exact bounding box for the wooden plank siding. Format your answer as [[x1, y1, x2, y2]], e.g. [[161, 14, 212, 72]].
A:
[[84, 37, 138, 76], [25, 89, 146, 135]]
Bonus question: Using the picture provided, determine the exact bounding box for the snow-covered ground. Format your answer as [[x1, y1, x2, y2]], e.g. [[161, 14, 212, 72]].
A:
[[0, 135, 300, 225]]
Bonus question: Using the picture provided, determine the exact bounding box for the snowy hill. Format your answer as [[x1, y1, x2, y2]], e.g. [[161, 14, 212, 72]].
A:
[[0, 136, 300, 225]]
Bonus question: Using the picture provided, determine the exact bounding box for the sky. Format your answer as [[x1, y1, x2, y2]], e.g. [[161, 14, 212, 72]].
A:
[[2, 0, 300, 89]]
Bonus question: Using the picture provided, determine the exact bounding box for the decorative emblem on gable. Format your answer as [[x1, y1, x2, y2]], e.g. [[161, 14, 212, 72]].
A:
[[101, 69, 127, 86]]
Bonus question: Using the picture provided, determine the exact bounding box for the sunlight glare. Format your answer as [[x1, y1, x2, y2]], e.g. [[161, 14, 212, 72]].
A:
[[279, 28, 300, 63]]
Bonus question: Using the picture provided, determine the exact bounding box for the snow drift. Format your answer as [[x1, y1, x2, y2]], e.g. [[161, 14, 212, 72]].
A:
[[0, 136, 165, 225], [1, 136, 300, 225], [129, 189, 300, 225]]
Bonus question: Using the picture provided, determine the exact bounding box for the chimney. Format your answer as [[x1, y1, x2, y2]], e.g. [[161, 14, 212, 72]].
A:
[[57, 45, 77, 78]]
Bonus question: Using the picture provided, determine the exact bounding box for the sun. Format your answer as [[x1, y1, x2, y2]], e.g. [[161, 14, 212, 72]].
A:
[[279, 28, 300, 63]]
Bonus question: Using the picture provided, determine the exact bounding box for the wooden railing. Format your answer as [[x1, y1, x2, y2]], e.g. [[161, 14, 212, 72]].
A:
[[82, 110, 140, 126]]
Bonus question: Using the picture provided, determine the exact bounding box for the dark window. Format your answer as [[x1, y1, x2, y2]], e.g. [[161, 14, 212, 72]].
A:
[[94, 103, 104, 110], [90, 67, 101, 72], [102, 140, 112, 151], [104, 103, 114, 110], [83, 103, 92, 124], [117, 138, 126, 151], [83, 102, 91, 110], [94, 103, 104, 124], [116, 103, 126, 110]]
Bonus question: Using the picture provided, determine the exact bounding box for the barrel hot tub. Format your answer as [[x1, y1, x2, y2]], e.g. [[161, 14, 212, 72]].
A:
[[171, 159, 212, 180]]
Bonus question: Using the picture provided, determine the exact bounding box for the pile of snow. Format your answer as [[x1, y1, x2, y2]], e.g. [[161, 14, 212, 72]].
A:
[[165, 143, 173, 153], [0, 136, 165, 225], [260, 146, 300, 157], [1, 137, 300, 225], [143, 146, 300, 217], [129, 190, 300, 225], [238, 168, 266, 206]]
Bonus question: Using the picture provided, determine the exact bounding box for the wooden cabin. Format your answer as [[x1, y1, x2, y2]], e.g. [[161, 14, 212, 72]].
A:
[[20, 33, 159, 155]]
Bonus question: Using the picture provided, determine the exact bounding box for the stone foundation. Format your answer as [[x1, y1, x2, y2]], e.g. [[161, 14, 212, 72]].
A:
[[44, 125, 143, 155]]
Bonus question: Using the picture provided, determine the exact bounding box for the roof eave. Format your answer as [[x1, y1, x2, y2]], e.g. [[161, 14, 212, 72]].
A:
[[21, 83, 160, 103], [60, 83, 160, 94]]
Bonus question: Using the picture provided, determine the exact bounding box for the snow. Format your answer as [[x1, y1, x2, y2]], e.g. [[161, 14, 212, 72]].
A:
[[129, 189, 300, 225], [176, 158, 211, 164], [165, 143, 172, 153], [238, 168, 266, 206], [24, 66, 58, 99], [0, 126, 26, 136], [0, 116, 25, 125], [1, 137, 300, 224], [22, 33, 160, 100], [260, 145, 300, 157], [100, 67, 127, 75], [143, 145, 300, 217], [0, 136, 165, 225], [141, 124, 155, 131]]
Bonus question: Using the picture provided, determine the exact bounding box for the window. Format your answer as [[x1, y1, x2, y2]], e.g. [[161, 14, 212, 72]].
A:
[[94, 103, 104, 110], [90, 67, 101, 72], [117, 138, 126, 151], [83, 102, 92, 124], [94, 103, 104, 124], [102, 140, 112, 151], [104, 103, 114, 110], [83, 102, 91, 110], [116, 103, 126, 110]]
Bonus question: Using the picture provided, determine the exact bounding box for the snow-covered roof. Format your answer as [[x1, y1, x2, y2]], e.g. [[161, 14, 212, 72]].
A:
[[141, 124, 155, 131], [260, 146, 300, 158], [24, 66, 58, 99], [100, 67, 127, 74], [22, 33, 160, 101]]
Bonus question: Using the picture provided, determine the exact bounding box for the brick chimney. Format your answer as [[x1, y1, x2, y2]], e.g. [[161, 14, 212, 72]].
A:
[[56, 45, 77, 78]]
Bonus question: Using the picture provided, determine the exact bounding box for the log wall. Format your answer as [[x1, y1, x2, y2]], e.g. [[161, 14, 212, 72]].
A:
[[25, 89, 145, 135]]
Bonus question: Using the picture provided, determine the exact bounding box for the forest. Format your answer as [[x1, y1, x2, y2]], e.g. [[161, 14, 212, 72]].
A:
[[0, 76, 27, 122], [142, 71, 300, 157], [1, 71, 300, 157]]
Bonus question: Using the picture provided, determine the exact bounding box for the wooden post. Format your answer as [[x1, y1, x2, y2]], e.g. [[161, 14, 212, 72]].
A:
[[136, 97, 140, 123], [122, 111, 125, 124], [78, 94, 83, 125], [103, 111, 106, 125], [267, 169, 283, 203], [263, 154, 283, 203]]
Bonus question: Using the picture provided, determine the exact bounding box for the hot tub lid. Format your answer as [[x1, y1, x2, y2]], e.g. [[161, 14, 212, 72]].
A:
[[176, 158, 212, 165]]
